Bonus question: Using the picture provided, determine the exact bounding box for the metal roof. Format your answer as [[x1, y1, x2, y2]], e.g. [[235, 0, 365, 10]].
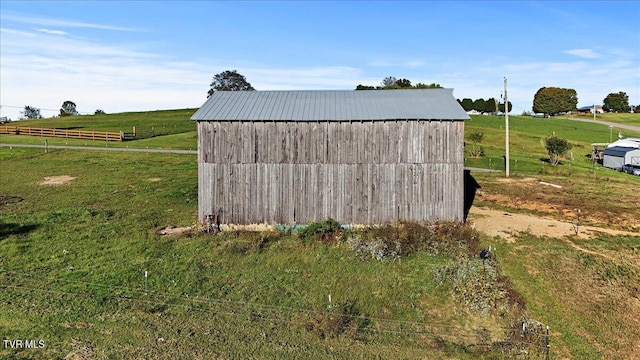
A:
[[191, 89, 470, 122], [603, 146, 639, 157]]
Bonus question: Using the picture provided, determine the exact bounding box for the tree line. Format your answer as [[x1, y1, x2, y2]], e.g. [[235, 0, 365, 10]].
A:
[[19, 101, 105, 119], [16, 70, 637, 120], [532, 87, 634, 115], [457, 98, 512, 115]]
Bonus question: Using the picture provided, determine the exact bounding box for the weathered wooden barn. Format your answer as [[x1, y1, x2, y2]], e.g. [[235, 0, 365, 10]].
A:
[[191, 89, 469, 225]]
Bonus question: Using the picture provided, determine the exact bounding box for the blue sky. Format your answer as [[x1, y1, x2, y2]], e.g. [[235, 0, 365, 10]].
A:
[[1, 1, 639, 119]]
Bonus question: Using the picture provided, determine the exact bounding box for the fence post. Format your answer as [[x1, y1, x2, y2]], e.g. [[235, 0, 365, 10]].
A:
[[545, 325, 550, 360], [133, 126, 136, 139]]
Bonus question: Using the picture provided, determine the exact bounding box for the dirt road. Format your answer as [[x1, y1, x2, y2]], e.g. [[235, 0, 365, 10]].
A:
[[563, 117, 640, 133]]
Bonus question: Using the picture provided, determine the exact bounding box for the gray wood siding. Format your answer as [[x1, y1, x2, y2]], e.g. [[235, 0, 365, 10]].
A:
[[198, 120, 464, 224]]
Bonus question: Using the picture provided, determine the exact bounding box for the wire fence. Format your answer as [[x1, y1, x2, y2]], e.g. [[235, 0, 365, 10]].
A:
[[0, 269, 550, 357]]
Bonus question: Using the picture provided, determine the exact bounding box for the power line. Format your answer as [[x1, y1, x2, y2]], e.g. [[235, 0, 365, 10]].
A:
[[0, 104, 94, 115], [2, 269, 542, 335], [2, 270, 551, 357]]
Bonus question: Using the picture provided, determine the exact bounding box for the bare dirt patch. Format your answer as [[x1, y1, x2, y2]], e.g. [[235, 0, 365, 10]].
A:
[[157, 226, 193, 236], [40, 175, 76, 186], [469, 207, 638, 243], [476, 177, 639, 231], [147, 178, 162, 182]]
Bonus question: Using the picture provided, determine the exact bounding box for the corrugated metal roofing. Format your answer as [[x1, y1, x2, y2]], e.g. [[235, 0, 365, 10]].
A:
[[191, 89, 470, 121]]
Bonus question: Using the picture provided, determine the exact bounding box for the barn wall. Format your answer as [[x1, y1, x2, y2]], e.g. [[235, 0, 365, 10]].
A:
[[198, 120, 464, 224]]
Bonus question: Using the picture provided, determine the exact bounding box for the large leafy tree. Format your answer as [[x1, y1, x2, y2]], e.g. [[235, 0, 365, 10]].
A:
[[60, 100, 78, 116], [395, 78, 412, 88], [603, 91, 630, 113], [208, 70, 255, 97], [381, 76, 397, 87], [21, 105, 42, 119], [532, 87, 578, 115]]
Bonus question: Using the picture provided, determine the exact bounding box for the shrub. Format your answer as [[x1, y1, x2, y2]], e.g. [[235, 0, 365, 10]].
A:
[[466, 130, 485, 157], [544, 135, 572, 165], [347, 234, 402, 261], [432, 258, 525, 317], [298, 218, 343, 244], [347, 221, 479, 261]]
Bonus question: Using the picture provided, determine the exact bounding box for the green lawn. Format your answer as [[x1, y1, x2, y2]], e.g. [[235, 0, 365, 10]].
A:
[[464, 114, 640, 174], [1, 148, 522, 359], [3, 108, 197, 138]]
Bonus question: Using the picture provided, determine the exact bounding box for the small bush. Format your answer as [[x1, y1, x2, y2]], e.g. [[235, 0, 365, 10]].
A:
[[347, 234, 402, 261], [298, 218, 343, 244], [433, 258, 525, 317]]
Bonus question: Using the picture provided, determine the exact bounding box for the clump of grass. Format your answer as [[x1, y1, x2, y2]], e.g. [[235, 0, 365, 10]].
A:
[[433, 258, 521, 317], [347, 221, 479, 261], [220, 231, 279, 254], [304, 299, 369, 340]]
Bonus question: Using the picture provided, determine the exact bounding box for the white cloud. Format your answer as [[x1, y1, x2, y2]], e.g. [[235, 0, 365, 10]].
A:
[[1, 11, 637, 121], [0, 27, 204, 119], [0, 26, 377, 120], [564, 48, 600, 59], [368, 58, 426, 69], [35, 28, 68, 36], [1, 12, 138, 32]]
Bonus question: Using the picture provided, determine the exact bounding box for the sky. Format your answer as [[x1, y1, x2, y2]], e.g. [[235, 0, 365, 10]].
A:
[[1, 1, 639, 120]]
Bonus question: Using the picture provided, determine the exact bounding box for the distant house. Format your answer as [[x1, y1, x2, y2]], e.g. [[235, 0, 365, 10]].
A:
[[191, 89, 470, 225], [577, 105, 604, 114], [603, 146, 640, 170]]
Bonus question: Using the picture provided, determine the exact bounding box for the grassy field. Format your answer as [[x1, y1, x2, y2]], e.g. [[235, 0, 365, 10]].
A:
[[1, 108, 197, 142], [463, 113, 640, 174], [1, 110, 639, 359]]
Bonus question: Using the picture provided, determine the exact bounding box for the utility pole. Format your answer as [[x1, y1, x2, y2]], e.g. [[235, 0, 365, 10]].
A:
[[504, 77, 510, 177]]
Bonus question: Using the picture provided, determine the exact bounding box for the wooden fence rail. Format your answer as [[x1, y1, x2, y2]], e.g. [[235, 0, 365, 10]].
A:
[[0, 126, 127, 142]]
